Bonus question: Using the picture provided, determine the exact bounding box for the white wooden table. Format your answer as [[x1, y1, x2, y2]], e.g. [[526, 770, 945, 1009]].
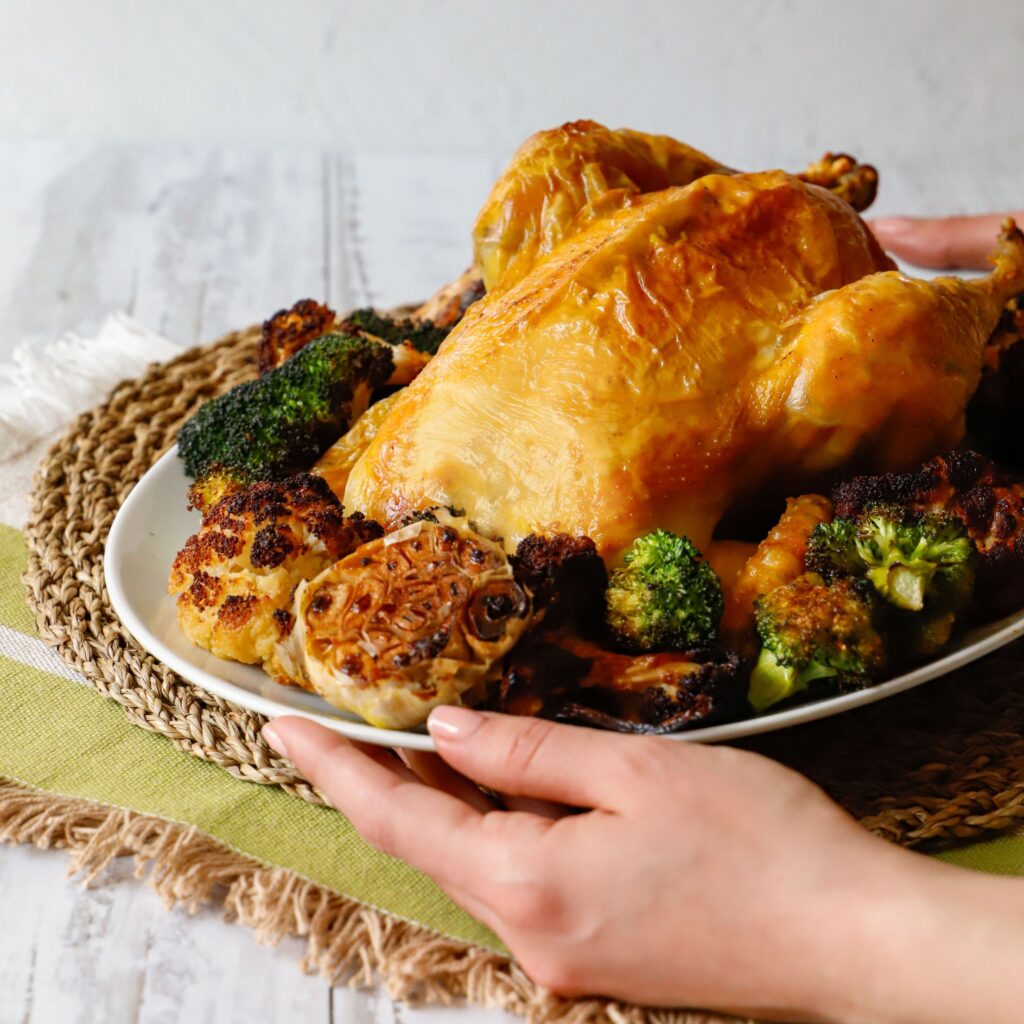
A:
[[0, 139, 1016, 1024]]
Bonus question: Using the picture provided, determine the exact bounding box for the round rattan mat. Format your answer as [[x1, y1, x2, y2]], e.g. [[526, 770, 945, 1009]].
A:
[[21, 325, 1024, 847]]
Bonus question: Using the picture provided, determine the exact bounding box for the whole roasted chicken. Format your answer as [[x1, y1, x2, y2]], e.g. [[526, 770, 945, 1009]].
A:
[[345, 121, 1024, 562]]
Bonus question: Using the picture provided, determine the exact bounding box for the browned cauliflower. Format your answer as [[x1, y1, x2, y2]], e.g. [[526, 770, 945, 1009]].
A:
[[168, 474, 382, 680]]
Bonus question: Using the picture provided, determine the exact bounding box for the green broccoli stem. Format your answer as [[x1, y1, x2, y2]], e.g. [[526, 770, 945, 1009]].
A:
[[865, 564, 931, 611], [748, 648, 836, 713]]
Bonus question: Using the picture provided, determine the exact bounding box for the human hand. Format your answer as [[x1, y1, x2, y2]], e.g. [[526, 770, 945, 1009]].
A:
[[262, 709, 960, 1022], [870, 211, 1024, 269]]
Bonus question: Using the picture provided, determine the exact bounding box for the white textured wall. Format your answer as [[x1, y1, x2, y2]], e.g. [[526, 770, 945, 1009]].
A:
[[1, 0, 1022, 186]]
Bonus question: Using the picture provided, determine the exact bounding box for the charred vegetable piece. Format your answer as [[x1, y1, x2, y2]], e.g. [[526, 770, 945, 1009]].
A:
[[750, 573, 885, 712], [830, 450, 993, 521], [167, 474, 382, 679], [831, 451, 1024, 618], [179, 333, 394, 511], [501, 634, 746, 733], [280, 517, 531, 729], [965, 290, 1024, 468], [720, 494, 832, 655], [605, 530, 723, 652], [513, 533, 608, 633], [341, 307, 451, 356], [259, 299, 337, 374], [807, 506, 975, 612]]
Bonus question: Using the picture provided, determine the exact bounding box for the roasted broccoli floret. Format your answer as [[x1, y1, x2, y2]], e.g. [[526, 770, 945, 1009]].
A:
[[750, 573, 885, 712], [257, 300, 449, 376], [605, 530, 723, 651], [179, 333, 394, 510], [341, 308, 451, 356], [806, 507, 975, 612], [831, 452, 1024, 618]]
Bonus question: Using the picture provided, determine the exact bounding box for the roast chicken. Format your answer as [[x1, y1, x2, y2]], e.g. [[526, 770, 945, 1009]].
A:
[[345, 123, 1024, 562]]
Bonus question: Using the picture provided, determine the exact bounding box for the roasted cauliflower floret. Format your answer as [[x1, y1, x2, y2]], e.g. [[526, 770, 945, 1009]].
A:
[[168, 474, 383, 678], [259, 298, 337, 374], [280, 517, 532, 729]]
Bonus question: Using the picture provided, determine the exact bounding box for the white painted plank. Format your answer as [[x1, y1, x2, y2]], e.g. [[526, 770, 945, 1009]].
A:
[[347, 154, 494, 310], [0, 843, 328, 1024]]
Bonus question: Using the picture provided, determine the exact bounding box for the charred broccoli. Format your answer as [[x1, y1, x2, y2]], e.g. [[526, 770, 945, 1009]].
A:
[[831, 452, 1024, 618], [750, 573, 885, 712], [341, 308, 451, 356], [806, 506, 975, 612], [179, 332, 394, 510], [605, 530, 723, 651], [257, 300, 451, 375]]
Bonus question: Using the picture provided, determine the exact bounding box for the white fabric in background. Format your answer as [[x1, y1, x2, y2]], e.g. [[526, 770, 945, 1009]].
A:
[[0, 313, 182, 528], [0, 313, 182, 462]]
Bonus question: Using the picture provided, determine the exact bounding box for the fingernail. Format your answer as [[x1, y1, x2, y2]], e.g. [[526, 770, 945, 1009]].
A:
[[428, 705, 484, 740], [870, 217, 913, 235], [262, 721, 289, 758]]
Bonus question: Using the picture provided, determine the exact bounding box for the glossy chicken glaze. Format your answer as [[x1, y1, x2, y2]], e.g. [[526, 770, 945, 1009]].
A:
[[346, 170, 1024, 564], [472, 119, 727, 292]]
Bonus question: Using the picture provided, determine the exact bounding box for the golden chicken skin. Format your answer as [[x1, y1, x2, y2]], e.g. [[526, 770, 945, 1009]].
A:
[[472, 119, 727, 292], [347, 170, 887, 559], [346, 172, 1024, 565], [470, 119, 879, 295]]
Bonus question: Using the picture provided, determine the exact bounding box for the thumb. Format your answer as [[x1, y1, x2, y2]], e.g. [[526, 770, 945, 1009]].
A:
[[426, 707, 662, 810]]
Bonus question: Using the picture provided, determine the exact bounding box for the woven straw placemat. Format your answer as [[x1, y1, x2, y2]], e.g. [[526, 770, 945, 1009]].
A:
[[16, 323, 1024, 1020]]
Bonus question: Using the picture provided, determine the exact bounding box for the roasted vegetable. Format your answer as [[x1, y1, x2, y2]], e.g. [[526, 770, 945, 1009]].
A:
[[258, 300, 439, 380], [832, 451, 1024, 617], [280, 516, 531, 729], [167, 474, 382, 678], [830, 450, 992, 521], [605, 530, 723, 652], [341, 307, 451, 356], [965, 290, 1024, 467], [259, 299, 336, 374], [750, 573, 885, 712], [500, 632, 747, 733], [720, 494, 832, 654], [179, 333, 394, 511], [806, 506, 975, 613], [513, 533, 608, 632]]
